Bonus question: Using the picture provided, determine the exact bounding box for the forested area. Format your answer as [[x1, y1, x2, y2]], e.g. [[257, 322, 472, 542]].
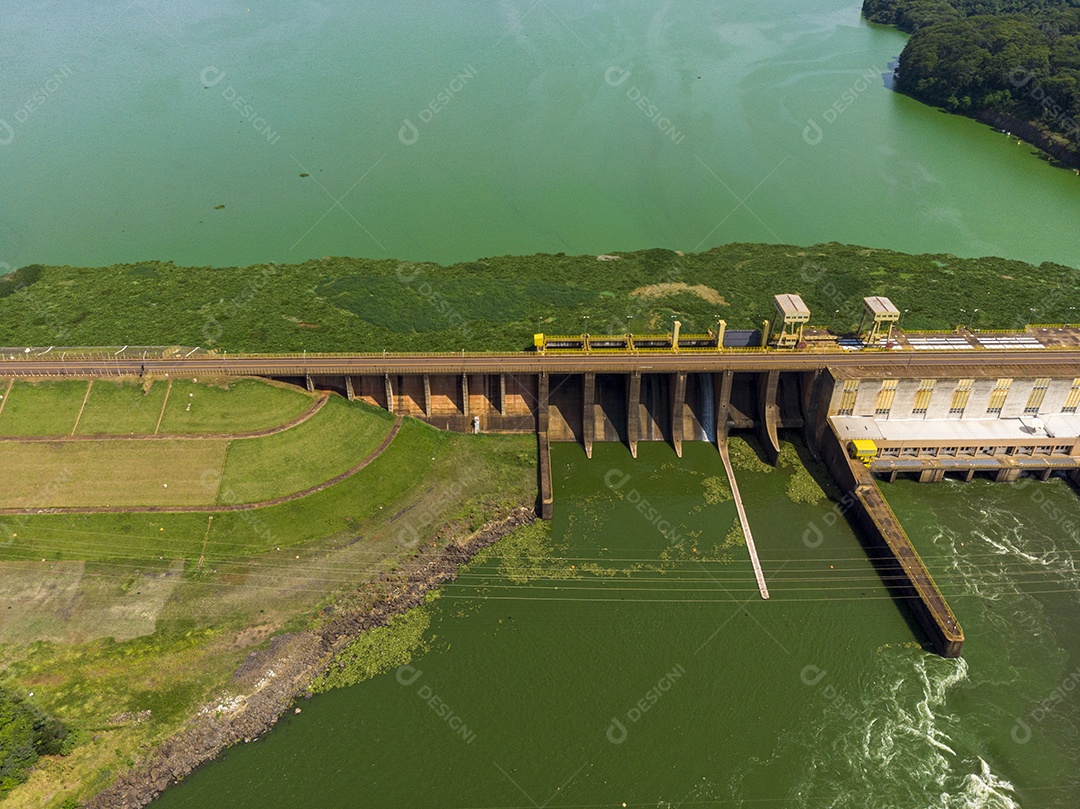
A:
[[864, 0, 1080, 153]]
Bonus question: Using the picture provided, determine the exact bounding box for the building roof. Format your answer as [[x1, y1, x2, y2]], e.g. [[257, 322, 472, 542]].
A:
[[831, 414, 1080, 444], [863, 296, 900, 318], [773, 293, 810, 318]]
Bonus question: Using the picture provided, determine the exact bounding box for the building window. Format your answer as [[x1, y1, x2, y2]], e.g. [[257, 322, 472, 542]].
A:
[[912, 379, 935, 416], [837, 380, 859, 416], [1024, 378, 1050, 415], [875, 379, 897, 417], [987, 378, 1012, 415], [1063, 379, 1080, 413], [949, 379, 973, 417]]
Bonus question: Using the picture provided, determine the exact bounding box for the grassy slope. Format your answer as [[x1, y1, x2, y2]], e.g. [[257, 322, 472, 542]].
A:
[[0, 380, 90, 436], [0, 244, 1075, 355], [217, 397, 395, 504], [75, 380, 169, 435], [158, 378, 312, 434], [0, 380, 385, 511]]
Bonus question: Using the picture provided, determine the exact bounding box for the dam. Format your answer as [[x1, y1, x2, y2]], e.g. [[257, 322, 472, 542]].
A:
[[2, 297, 1079, 659]]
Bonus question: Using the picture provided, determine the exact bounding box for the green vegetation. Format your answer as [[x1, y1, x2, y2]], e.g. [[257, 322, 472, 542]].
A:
[[0, 381, 396, 511], [74, 380, 168, 435], [779, 444, 829, 506], [864, 0, 1080, 162], [727, 438, 775, 475], [0, 244, 1076, 356], [310, 603, 433, 693], [158, 378, 311, 435], [217, 397, 395, 504], [0, 686, 68, 793], [0, 440, 228, 508], [701, 476, 733, 505], [471, 520, 582, 585], [723, 519, 746, 549], [0, 380, 90, 436], [0, 266, 44, 301]]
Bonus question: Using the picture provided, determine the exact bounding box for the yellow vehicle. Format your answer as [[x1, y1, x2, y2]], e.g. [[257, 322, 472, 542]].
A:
[[847, 439, 878, 466]]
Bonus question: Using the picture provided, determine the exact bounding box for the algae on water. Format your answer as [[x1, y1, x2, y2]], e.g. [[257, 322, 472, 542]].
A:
[[778, 444, 827, 505], [701, 476, 733, 505], [727, 438, 774, 474], [312, 605, 432, 692], [722, 519, 746, 549], [471, 520, 582, 584]]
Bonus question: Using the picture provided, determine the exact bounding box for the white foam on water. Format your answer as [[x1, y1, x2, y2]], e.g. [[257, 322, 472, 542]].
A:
[[786, 652, 1022, 809], [949, 758, 1020, 809]]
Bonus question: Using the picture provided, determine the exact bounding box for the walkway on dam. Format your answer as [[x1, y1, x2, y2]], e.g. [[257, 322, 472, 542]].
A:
[[1, 345, 1079, 378]]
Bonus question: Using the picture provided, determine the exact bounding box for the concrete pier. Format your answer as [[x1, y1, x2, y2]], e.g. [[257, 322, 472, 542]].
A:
[[719, 438, 769, 599], [627, 371, 641, 459], [758, 370, 781, 464], [672, 371, 686, 458], [822, 426, 964, 657], [537, 372, 554, 520], [583, 372, 596, 459]]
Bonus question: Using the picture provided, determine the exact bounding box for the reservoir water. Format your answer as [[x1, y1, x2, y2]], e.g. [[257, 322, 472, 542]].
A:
[[2, 0, 1080, 270], [4, 1, 1079, 806]]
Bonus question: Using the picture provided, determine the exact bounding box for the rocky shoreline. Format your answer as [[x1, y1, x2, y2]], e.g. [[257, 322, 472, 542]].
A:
[[84, 506, 537, 809], [972, 109, 1080, 172]]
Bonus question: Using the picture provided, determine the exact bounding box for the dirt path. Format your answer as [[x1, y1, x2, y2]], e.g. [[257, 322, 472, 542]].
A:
[[0, 392, 329, 443], [0, 414, 402, 516]]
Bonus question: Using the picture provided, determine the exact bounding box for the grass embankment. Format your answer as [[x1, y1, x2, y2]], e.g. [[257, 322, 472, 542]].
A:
[[0, 244, 1075, 354], [0, 379, 395, 509], [216, 397, 395, 504], [0, 380, 536, 808], [0, 379, 90, 436], [0, 378, 312, 438]]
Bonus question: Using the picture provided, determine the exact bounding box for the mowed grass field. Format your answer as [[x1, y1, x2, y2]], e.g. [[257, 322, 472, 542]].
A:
[[157, 378, 312, 434], [0, 441, 228, 508], [74, 380, 169, 435], [0, 377, 314, 438], [216, 397, 395, 503], [0, 388, 395, 510], [0, 379, 90, 435]]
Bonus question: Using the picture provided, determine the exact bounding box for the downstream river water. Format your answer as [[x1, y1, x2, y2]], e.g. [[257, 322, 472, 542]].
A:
[[2, 0, 1080, 269], [4, 1, 1079, 807], [153, 442, 1080, 808]]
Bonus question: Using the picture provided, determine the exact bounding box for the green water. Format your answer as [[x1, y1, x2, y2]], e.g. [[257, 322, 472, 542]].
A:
[[153, 442, 1080, 807], [6, 2, 1080, 804], [2, 0, 1080, 270]]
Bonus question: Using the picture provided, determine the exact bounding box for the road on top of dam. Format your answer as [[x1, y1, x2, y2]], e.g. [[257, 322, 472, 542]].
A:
[[0, 347, 1077, 379]]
